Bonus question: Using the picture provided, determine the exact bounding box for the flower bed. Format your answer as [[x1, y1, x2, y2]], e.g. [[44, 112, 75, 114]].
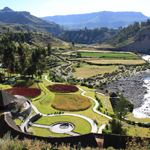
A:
[[52, 94, 91, 111], [5, 87, 41, 98], [47, 84, 79, 93]]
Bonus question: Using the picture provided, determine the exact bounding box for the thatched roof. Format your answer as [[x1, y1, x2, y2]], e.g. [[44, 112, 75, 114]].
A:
[[0, 90, 16, 108]]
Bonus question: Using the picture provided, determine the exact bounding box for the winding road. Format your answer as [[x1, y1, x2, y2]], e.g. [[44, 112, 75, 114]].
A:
[[20, 75, 112, 135]]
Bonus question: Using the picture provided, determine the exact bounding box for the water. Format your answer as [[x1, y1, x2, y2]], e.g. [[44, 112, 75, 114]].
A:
[[133, 55, 150, 118]]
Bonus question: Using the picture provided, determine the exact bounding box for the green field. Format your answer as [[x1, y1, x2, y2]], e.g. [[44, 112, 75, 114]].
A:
[[35, 116, 91, 135], [126, 113, 150, 123], [28, 126, 69, 137], [80, 51, 139, 60]]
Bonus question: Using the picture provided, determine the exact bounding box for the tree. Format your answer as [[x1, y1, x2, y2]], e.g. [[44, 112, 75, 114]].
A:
[[76, 52, 81, 58], [109, 119, 126, 135], [47, 43, 52, 55], [114, 95, 134, 120]]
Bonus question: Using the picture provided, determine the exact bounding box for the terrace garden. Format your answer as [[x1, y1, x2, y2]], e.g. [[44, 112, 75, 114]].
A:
[[48, 84, 79, 93], [52, 94, 91, 111]]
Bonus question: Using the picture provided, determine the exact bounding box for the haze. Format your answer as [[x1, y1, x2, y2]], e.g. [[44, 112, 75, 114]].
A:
[[0, 0, 150, 17]]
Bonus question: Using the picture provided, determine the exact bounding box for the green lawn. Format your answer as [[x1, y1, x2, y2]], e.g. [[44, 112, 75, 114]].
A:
[[126, 113, 150, 123], [86, 91, 114, 114], [34, 115, 91, 134], [80, 51, 139, 60], [28, 126, 69, 137], [14, 119, 22, 126]]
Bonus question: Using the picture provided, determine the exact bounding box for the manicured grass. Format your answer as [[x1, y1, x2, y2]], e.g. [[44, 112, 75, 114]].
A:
[[14, 119, 22, 126], [28, 127, 69, 137], [74, 64, 118, 78], [80, 51, 139, 60], [86, 92, 114, 114], [52, 94, 91, 111], [35, 116, 91, 134], [33, 82, 109, 127], [85, 59, 146, 65], [0, 84, 12, 90], [126, 113, 150, 123]]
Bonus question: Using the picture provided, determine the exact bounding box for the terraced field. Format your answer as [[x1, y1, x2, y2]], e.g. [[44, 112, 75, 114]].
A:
[[79, 51, 139, 60], [74, 64, 118, 78]]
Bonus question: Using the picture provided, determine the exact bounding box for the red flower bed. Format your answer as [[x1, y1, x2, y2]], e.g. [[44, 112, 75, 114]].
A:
[[48, 84, 79, 93], [5, 87, 41, 98]]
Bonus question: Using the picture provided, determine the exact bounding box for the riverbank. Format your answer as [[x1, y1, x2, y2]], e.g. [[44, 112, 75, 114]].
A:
[[106, 70, 150, 109]]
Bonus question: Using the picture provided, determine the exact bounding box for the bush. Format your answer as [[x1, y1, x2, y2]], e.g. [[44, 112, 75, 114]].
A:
[[47, 84, 79, 93], [5, 87, 41, 98]]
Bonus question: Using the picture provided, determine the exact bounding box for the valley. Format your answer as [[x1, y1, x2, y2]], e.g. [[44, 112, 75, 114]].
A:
[[0, 5, 150, 149]]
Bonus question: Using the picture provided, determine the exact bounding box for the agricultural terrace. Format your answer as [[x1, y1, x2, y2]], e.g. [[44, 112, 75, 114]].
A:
[[77, 51, 146, 65], [74, 64, 118, 78], [79, 51, 139, 59], [84, 59, 146, 65]]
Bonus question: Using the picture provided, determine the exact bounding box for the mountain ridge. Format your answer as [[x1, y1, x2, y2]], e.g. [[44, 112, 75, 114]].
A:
[[43, 11, 149, 29], [0, 7, 62, 36]]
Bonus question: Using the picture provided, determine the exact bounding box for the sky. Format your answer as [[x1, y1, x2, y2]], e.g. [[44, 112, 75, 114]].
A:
[[0, 0, 150, 17]]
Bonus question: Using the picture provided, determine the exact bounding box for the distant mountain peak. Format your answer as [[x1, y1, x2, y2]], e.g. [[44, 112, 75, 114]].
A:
[[1, 7, 14, 12]]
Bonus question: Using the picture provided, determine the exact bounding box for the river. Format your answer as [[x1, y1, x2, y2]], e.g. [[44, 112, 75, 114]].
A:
[[133, 55, 150, 118]]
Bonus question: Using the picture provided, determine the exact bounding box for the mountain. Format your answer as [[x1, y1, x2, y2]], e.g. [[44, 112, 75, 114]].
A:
[[43, 11, 149, 29], [0, 7, 62, 36]]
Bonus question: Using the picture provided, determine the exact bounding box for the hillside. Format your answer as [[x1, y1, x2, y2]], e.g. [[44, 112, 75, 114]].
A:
[[0, 7, 62, 36], [43, 11, 149, 29], [109, 20, 150, 53], [59, 28, 117, 44]]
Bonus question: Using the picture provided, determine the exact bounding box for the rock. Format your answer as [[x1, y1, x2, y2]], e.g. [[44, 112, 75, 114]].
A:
[[106, 70, 150, 108]]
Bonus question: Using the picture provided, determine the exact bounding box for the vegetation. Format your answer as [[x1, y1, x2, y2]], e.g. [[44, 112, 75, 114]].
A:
[[79, 51, 139, 60], [6, 87, 41, 98], [52, 94, 91, 111], [103, 119, 127, 135], [110, 93, 134, 120], [35, 115, 91, 134], [48, 84, 79, 93], [59, 27, 117, 44], [74, 64, 118, 78], [85, 59, 146, 65], [109, 19, 150, 47]]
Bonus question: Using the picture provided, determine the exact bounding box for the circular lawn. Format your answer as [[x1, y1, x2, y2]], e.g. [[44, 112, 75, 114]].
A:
[[47, 84, 79, 93], [52, 94, 91, 111], [5, 87, 41, 98]]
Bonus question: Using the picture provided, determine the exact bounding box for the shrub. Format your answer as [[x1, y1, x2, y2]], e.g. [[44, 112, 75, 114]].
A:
[[47, 84, 79, 93], [5, 87, 41, 98]]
